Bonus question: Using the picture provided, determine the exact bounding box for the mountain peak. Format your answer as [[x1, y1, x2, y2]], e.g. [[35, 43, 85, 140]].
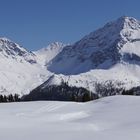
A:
[[36, 42, 66, 53], [118, 16, 136, 21], [34, 42, 66, 65], [120, 16, 137, 21], [0, 37, 11, 42], [0, 37, 37, 64], [116, 16, 140, 30], [76, 16, 140, 47], [48, 16, 140, 75], [0, 37, 24, 50], [47, 42, 66, 50]]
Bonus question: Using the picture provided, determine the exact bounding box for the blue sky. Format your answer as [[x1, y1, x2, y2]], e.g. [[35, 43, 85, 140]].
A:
[[0, 0, 140, 50]]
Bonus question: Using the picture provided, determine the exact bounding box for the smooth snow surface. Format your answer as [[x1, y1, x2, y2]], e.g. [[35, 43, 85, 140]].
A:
[[0, 95, 140, 140]]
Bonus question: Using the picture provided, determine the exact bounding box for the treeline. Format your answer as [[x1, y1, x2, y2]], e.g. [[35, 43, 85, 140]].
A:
[[94, 81, 124, 97], [22, 82, 99, 102], [94, 81, 140, 97], [1, 81, 140, 103], [22, 81, 129, 102], [0, 94, 20, 103], [122, 86, 140, 96]]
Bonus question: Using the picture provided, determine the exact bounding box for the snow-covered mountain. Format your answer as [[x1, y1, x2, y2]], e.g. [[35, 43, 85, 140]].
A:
[[0, 38, 67, 96], [0, 38, 37, 64], [48, 16, 140, 74], [0, 39, 46, 95], [1, 16, 140, 96], [44, 16, 140, 91], [34, 42, 66, 66]]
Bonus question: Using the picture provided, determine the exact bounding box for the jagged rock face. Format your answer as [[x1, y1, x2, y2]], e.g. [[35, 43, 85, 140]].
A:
[[48, 17, 140, 75], [0, 38, 37, 64]]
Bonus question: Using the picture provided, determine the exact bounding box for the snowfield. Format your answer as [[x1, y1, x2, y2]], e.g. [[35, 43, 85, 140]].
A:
[[0, 95, 140, 140]]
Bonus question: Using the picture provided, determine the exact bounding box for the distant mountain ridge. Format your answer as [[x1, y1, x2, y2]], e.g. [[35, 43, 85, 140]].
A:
[[34, 42, 66, 66], [1, 16, 140, 97]]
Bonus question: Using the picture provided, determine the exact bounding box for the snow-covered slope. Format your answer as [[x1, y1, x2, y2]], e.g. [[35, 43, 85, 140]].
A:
[[0, 95, 140, 140], [34, 42, 65, 66], [0, 38, 51, 96], [0, 38, 67, 96]]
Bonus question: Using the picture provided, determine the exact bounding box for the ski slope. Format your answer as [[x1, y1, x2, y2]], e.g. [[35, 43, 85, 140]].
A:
[[0, 95, 140, 140]]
